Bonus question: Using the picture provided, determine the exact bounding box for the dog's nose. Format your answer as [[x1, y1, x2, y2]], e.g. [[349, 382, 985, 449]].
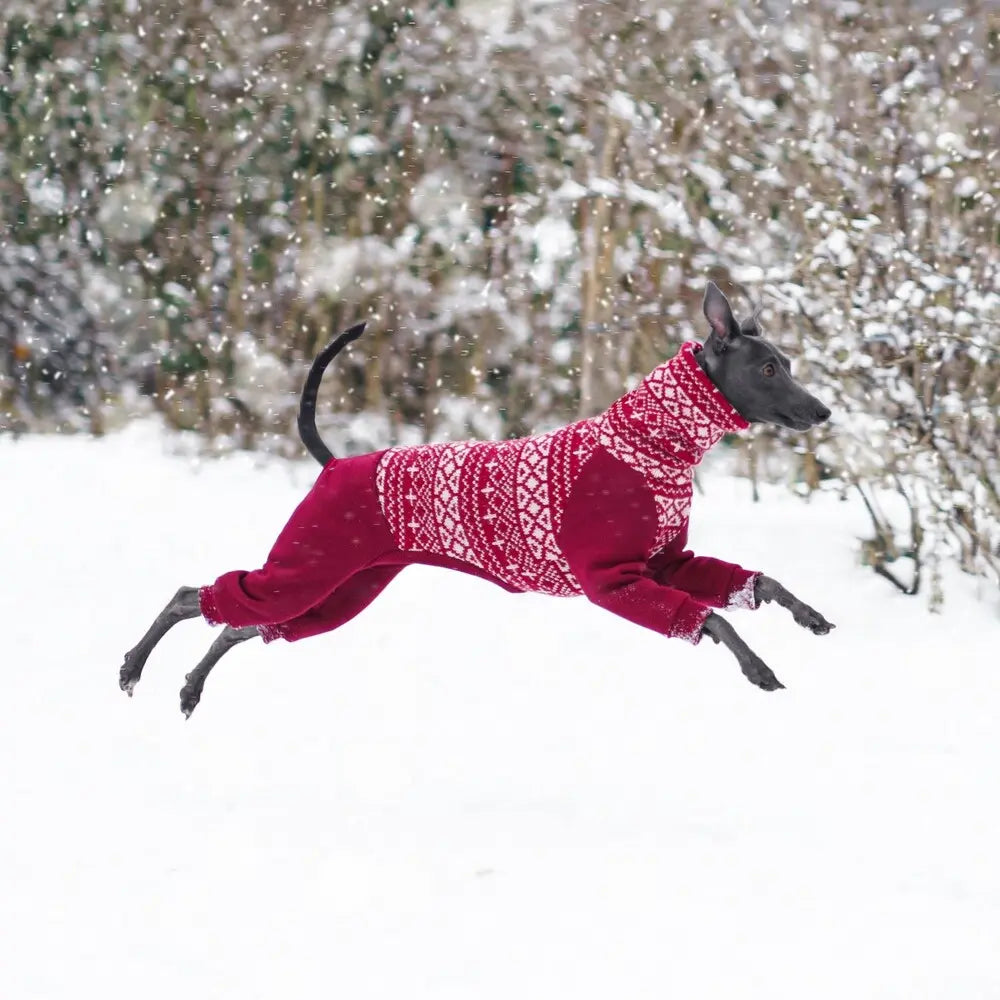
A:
[[814, 404, 831, 424]]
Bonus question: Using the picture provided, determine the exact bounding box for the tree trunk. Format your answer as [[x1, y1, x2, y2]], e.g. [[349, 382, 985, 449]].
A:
[[578, 114, 621, 418]]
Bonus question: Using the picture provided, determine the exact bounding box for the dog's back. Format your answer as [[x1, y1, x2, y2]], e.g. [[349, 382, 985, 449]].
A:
[[372, 340, 747, 597], [375, 420, 598, 596]]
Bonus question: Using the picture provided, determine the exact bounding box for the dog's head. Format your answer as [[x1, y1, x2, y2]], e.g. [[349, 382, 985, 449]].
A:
[[696, 282, 830, 432]]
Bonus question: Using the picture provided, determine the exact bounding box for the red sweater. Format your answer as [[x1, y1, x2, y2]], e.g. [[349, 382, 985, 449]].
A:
[[375, 341, 759, 642]]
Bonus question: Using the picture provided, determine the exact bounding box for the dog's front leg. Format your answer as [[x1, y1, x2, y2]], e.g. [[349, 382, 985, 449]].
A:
[[754, 575, 835, 636], [701, 612, 784, 691]]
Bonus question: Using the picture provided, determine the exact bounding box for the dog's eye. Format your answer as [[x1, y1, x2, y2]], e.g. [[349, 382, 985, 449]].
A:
[[762, 362, 776, 377]]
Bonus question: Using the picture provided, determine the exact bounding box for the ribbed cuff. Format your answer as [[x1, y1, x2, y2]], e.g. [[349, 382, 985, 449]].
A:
[[671, 600, 714, 645], [199, 585, 223, 626], [725, 570, 761, 611], [258, 624, 287, 644]]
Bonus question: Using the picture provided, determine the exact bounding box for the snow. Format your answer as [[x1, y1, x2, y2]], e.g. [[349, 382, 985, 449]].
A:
[[25, 170, 66, 215], [2, 424, 999, 999], [936, 132, 969, 155], [409, 170, 475, 231], [347, 134, 382, 157], [814, 228, 855, 268], [955, 176, 979, 198], [96, 182, 162, 244], [297, 236, 397, 303], [655, 8, 675, 32], [460, 0, 516, 36], [607, 91, 638, 124], [530, 217, 577, 290]]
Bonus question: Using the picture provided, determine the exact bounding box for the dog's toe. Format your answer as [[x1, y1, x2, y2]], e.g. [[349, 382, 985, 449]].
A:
[[119, 656, 141, 696], [742, 654, 784, 691], [794, 607, 835, 635], [179, 675, 204, 718]]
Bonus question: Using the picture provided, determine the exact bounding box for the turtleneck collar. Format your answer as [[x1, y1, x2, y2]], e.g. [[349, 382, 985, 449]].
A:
[[596, 341, 749, 470]]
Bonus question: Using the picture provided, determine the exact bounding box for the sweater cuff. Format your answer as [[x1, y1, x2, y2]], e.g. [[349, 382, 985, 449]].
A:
[[199, 585, 223, 626], [258, 623, 287, 644], [725, 570, 761, 611], [671, 600, 714, 645]]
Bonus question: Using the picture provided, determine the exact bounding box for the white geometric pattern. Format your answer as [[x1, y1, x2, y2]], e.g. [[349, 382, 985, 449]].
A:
[[376, 342, 747, 596]]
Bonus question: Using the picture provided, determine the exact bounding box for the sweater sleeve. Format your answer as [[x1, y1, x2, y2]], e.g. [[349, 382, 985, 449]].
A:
[[647, 525, 761, 611], [557, 449, 712, 644]]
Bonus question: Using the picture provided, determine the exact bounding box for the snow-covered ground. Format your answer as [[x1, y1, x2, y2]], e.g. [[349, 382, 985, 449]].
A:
[[3, 425, 999, 1000]]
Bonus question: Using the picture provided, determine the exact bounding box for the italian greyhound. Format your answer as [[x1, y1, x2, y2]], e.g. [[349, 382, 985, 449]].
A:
[[119, 282, 834, 717]]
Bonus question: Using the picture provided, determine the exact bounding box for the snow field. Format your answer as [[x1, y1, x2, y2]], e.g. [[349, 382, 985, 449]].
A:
[[2, 425, 998, 999]]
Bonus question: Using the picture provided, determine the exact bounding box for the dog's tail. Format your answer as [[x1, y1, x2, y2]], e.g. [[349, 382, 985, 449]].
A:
[[297, 321, 367, 466]]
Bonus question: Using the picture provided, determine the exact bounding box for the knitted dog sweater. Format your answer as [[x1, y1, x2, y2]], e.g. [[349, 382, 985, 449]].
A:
[[201, 341, 760, 645], [375, 341, 759, 642]]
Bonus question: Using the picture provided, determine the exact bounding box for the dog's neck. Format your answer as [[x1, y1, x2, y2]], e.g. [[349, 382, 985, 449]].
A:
[[693, 343, 736, 412], [597, 342, 749, 470]]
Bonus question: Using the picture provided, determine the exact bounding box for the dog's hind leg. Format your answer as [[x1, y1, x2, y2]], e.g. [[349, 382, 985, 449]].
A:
[[180, 567, 401, 718], [274, 566, 402, 642], [120, 586, 202, 696], [179, 625, 259, 718]]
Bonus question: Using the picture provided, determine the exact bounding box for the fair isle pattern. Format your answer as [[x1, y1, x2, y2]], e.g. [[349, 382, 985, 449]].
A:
[[595, 341, 748, 556], [375, 342, 748, 596], [375, 421, 598, 596]]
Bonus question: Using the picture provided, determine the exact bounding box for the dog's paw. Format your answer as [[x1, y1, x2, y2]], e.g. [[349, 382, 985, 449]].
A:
[[740, 653, 785, 692], [792, 604, 835, 636], [179, 673, 205, 719], [119, 652, 142, 696]]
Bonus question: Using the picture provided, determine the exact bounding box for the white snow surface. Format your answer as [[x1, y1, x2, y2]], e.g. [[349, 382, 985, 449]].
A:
[[3, 424, 999, 1000]]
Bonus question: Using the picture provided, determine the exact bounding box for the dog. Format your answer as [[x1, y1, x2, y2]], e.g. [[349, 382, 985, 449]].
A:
[[120, 281, 834, 717]]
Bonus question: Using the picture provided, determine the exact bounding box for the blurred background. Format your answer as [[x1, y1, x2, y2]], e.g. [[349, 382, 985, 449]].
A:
[[0, 0, 997, 600]]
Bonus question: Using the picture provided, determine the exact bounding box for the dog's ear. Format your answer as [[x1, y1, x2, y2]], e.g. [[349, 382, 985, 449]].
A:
[[739, 303, 763, 337], [703, 282, 740, 347]]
